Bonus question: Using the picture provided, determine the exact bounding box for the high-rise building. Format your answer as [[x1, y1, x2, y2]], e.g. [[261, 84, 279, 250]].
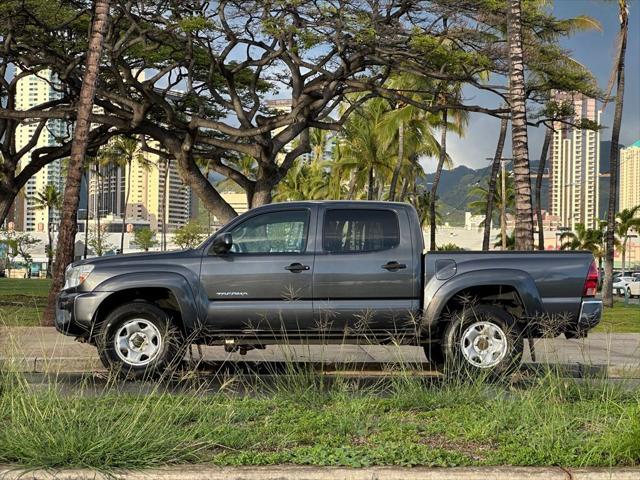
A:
[[87, 138, 192, 232], [14, 68, 67, 232], [549, 92, 601, 230], [620, 140, 640, 215]]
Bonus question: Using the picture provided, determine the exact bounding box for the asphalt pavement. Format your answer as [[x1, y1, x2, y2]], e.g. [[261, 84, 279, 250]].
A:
[[1, 327, 639, 378]]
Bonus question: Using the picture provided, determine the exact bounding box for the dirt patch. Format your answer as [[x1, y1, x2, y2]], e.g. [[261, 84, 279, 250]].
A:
[[418, 434, 495, 461]]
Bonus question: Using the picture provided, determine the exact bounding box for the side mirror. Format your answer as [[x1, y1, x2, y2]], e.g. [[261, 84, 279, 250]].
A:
[[211, 232, 233, 255]]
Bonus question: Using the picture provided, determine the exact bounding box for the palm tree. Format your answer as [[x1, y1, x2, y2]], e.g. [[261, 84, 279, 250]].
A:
[[408, 187, 441, 230], [309, 128, 330, 163], [615, 206, 640, 276], [274, 161, 328, 201], [468, 171, 516, 239], [603, 0, 629, 308], [429, 83, 468, 251], [339, 98, 395, 200], [559, 223, 603, 256], [381, 74, 443, 202], [483, 116, 509, 251], [33, 185, 62, 278], [44, 0, 111, 325], [99, 136, 148, 254], [494, 231, 516, 251], [507, 0, 535, 250]]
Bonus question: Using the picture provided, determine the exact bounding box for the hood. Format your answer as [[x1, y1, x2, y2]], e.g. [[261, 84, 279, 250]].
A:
[[72, 249, 193, 268]]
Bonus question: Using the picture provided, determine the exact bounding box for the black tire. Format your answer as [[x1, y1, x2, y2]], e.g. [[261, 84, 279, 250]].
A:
[[423, 343, 445, 371], [441, 304, 523, 379], [96, 301, 184, 380], [627, 287, 632, 298]]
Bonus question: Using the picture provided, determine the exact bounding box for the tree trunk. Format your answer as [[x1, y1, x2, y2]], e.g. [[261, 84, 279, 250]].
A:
[[161, 157, 169, 250], [0, 189, 16, 229], [175, 150, 237, 223], [83, 171, 89, 259], [507, 0, 535, 250], [388, 121, 404, 201], [43, 0, 111, 326], [96, 160, 101, 254], [482, 116, 508, 250], [603, 5, 627, 308], [251, 176, 274, 208], [430, 110, 448, 251], [621, 237, 627, 277], [536, 126, 552, 250], [46, 214, 53, 279], [367, 166, 375, 201], [120, 160, 130, 253], [399, 177, 410, 202]]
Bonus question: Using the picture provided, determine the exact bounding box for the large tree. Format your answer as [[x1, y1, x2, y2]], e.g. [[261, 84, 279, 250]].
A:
[[43, 0, 111, 325], [603, 0, 629, 308], [507, 0, 534, 250]]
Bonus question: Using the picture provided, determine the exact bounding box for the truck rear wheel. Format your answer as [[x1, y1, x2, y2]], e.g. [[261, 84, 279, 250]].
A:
[[96, 301, 184, 379], [442, 305, 523, 378]]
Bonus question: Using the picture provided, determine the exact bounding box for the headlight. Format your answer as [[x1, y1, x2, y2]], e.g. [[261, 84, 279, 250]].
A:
[[64, 264, 94, 290]]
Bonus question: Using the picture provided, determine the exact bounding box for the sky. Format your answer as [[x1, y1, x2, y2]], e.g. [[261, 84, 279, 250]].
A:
[[438, 0, 640, 173]]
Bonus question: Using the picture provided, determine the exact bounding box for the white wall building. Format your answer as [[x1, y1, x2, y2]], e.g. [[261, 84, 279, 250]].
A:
[[550, 91, 601, 230], [14, 68, 68, 233]]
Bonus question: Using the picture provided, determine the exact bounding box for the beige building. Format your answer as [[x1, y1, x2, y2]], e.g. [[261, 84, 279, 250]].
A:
[[14, 68, 67, 233], [620, 140, 640, 214], [88, 138, 192, 232], [550, 92, 601, 230]]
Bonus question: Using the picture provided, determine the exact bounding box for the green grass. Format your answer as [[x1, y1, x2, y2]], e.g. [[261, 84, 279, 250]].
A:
[[595, 301, 640, 333], [0, 278, 52, 297], [0, 370, 639, 470], [0, 278, 50, 326]]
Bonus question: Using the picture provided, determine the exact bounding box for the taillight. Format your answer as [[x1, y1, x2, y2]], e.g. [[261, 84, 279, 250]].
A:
[[583, 260, 598, 297]]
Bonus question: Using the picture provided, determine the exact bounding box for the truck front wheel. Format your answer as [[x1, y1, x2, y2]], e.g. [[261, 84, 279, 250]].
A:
[[96, 301, 184, 379], [442, 305, 523, 378]]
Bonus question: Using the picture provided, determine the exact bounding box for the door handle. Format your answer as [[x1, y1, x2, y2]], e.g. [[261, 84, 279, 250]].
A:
[[285, 262, 310, 273], [381, 261, 407, 271]]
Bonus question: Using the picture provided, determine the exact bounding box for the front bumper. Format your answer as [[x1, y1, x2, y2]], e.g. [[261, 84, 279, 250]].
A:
[[55, 290, 110, 337]]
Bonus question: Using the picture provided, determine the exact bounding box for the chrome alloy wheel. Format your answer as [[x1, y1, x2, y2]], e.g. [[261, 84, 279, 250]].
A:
[[460, 321, 508, 368], [114, 319, 163, 366]]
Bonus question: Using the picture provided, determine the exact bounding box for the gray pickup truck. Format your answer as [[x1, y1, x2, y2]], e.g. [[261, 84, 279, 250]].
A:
[[56, 201, 602, 378]]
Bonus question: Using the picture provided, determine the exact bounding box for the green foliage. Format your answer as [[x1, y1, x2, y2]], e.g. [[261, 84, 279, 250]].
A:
[[468, 172, 516, 228], [408, 188, 441, 230], [494, 230, 516, 250], [132, 228, 158, 252], [32, 185, 62, 213], [1, 366, 640, 469], [437, 243, 464, 251], [0, 231, 40, 273], [87, 225, 113, 257], [173, 221, 206, 250], [559, 223, 606, 258]]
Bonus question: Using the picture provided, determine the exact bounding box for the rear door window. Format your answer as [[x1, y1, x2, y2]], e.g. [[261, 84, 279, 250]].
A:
[[323, 209, 399, 253]]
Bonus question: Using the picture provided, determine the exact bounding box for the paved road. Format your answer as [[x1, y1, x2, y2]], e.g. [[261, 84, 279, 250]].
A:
[[1, 327, 639, 376]]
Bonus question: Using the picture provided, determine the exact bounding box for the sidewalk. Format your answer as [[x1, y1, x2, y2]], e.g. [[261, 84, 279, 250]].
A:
[[1, 327, 639, 377], [2, 465, 640, 480]]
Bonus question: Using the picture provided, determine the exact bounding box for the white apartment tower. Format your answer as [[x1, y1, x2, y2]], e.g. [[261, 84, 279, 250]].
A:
[[15, 68, 67, 232], [88, 138, 192, 232], [550, 92, 601, 230]]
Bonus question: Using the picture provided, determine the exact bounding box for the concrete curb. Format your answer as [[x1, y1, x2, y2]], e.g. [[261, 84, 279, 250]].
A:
[[2, 356, 640, 379], [2, 466, 640, 480]]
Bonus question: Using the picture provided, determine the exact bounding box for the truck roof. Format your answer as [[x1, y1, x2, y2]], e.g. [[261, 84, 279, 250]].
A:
[[256, 200, 413, 209]]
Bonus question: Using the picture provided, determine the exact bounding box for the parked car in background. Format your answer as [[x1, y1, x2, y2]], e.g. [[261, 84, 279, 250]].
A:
[[626, 277, 640, 298], [613, 276, 636, 296]]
